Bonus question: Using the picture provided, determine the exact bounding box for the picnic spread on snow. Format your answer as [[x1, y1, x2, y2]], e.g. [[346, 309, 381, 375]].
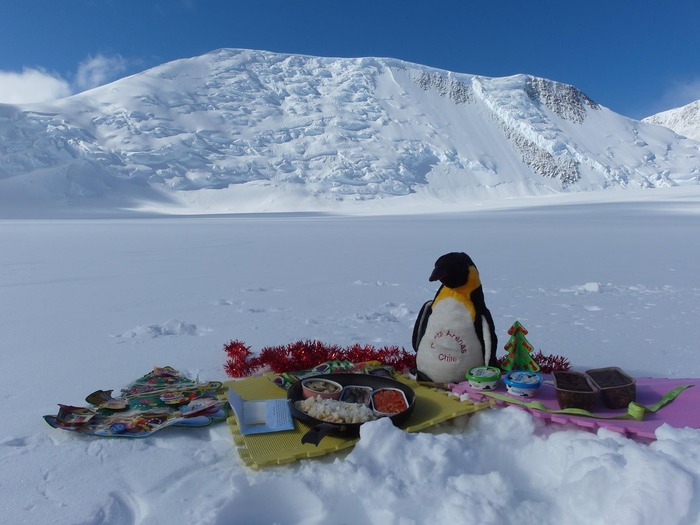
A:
[[44, 252, 698, 467]]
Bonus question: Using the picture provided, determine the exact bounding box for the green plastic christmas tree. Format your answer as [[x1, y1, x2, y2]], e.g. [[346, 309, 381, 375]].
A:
[[500, 321, 540, 372]]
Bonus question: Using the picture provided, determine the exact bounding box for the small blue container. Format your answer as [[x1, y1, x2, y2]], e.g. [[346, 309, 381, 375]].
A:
[[503, 371, 543, 397]]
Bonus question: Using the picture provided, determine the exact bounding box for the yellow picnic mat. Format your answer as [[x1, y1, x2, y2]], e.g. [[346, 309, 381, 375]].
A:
[[224, 374, 491, 468]]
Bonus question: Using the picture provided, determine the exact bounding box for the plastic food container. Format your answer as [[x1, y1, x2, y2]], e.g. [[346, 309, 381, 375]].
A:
[[552, 371, 598, 410], [586, 367, 636, 409], [301, 378, 343, 400], [503, 371, 542, 397], [340, 385, 373, 406], [371, 388, 409, 415], [466, 366, 501, 390]]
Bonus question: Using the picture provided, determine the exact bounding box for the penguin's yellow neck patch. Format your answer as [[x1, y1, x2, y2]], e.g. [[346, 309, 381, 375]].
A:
[[433, 266, 481, 321]]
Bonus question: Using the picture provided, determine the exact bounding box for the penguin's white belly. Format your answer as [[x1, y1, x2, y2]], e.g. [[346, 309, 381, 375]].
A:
[[416, 298, 484, 383]]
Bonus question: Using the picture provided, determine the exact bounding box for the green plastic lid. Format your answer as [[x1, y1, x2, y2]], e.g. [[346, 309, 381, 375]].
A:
[[466, 366, 501, 382]]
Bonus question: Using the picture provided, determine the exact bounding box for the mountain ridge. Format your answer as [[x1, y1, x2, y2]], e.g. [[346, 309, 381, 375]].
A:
[[644, 100, 700, 142], [1, 48, 698, 216]]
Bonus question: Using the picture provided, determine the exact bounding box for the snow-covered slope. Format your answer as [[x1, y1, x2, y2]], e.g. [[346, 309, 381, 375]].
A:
[[643, 100, 700, 142], [1, 48, 698, 216]]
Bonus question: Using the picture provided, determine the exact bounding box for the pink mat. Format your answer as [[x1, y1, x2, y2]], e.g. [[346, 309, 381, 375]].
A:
[[451, 375, 700, 440]]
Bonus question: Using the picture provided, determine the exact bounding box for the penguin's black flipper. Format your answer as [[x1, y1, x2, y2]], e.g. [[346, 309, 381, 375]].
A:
[[482, 310, 499, 368], [412, 300, 433, 352], [469, 284, 499, 368]]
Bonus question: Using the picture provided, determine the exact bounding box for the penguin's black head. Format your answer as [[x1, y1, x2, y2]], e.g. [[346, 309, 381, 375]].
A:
[[429, 252, 476, 288]]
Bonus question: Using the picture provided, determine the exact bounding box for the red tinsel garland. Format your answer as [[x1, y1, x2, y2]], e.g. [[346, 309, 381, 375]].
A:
[[529, 350, 572, 373], [222, 340, 259, 378], [223, 339, 572, 378], [223, 339, 416, 378]]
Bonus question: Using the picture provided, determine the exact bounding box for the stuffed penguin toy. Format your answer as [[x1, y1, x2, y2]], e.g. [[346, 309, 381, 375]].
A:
[[412, 252, 498, 383]]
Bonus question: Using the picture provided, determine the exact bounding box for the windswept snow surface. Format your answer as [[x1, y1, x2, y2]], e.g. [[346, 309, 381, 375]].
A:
[[2, 187, 700, 524], [1, 48, 699, 217]]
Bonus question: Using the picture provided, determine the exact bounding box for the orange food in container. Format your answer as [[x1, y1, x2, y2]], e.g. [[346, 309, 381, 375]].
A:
[[372, 388, 409, 415]]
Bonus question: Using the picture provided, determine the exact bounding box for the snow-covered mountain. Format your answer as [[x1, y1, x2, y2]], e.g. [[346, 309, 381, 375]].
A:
[[1, 48, 698, 216], [643, 100, 700, 142]]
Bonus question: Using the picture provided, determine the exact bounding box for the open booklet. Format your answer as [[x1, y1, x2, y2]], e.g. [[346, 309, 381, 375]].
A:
[[227, 388, 295, 435]]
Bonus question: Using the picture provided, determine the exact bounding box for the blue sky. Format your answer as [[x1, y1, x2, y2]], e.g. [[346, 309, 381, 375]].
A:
[[1, 0, 698, 119]]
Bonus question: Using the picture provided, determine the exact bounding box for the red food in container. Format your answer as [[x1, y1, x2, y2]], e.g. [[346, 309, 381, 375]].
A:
[[372, 388, 409, 415]]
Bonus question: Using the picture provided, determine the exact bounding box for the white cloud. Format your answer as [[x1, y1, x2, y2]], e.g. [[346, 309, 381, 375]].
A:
[[75, 54, 127, 91], [652, 77, 700, 115], [0, 68, 72, 104], [0, 53, 129, 104], [668, 77, 700, 106], [637, 77, 700, 118]]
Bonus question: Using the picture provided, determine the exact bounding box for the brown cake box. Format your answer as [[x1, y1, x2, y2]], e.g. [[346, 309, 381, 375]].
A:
[[585, 367, 636, 409], [552, 371, 598, 411]]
